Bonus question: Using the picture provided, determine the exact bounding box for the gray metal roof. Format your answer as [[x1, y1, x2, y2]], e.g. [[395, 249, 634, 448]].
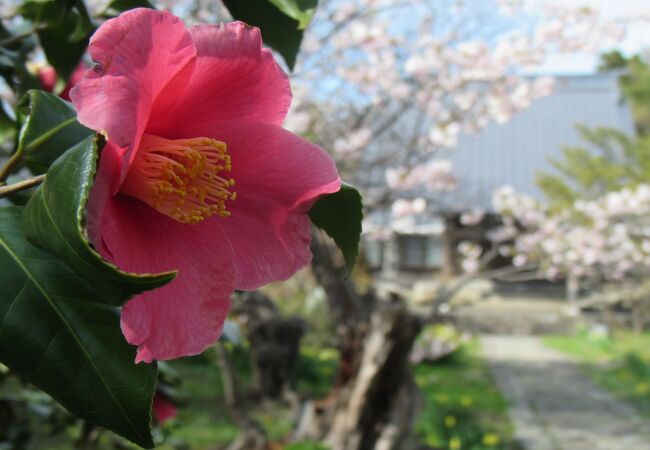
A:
[[436, 72, 635, 212]]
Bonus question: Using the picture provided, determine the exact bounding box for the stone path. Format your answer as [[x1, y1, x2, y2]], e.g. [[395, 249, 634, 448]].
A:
[[480, 335, 650, 450]]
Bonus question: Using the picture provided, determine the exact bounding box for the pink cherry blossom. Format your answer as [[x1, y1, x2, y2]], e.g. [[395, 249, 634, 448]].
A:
[[70, 9, 341, 362], [387, 160, 457, 192], [460, 210, 485, 226], [391, 197, 426, 219], [490, 184, 650, 283]]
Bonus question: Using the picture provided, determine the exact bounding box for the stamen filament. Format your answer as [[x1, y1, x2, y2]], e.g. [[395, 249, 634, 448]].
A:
[[121, 134, 236, 224]]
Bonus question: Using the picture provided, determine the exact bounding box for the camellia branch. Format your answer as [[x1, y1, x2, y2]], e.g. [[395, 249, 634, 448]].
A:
[[0, 117, 77, 184], [0, 148, 24, 184], [0, 26, 43, 47], [0, 174, 45, 198]]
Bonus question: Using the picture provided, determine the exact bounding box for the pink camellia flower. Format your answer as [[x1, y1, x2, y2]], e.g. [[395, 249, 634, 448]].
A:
[[152, 392, 177, 424], [38, 62, 87, 101], [70, 9, 341, 362], [37, 66, 57, 92]]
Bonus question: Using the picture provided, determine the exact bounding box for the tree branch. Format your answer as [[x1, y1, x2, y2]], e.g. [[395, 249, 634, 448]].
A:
[[0, 27, 41, 47], [0, 148, 25, 184], [0, 174, 45, 198]]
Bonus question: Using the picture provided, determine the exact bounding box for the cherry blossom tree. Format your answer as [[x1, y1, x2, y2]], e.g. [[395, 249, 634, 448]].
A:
[[484, 184, 650, 328], [492, 185, 650, 279], [287, 0, 628, 219]]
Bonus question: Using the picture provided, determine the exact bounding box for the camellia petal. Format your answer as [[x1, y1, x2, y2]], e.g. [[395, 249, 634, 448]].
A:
[[71, 76, 142, 164], [177, 121, 341, 289], [147, 22, 291, 136], [87, 141, 124, 250], [71, 8, 196, 181], [97, 196, 235, 362]]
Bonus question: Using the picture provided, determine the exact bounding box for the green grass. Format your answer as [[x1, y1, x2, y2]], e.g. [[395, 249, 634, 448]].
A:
[[414, 340, 519, 450], [157, 346, 335, 449], [295, 345, 338, 397], [544, 331, 650, 417], [156, 355, 240, 450]]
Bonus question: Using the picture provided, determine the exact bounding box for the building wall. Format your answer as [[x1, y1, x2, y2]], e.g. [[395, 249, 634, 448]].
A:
[[437, 73, 635, 212]]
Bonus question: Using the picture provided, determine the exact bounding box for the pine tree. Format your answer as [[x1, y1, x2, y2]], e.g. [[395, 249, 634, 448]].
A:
[[536, 52, 650, 209]]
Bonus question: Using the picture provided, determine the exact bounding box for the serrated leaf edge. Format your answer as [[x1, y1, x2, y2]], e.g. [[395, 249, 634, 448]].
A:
[[45, 134, 178, 285]]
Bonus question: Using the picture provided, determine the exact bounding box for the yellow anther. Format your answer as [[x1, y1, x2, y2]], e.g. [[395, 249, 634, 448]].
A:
[[121, 134, 236, 224]]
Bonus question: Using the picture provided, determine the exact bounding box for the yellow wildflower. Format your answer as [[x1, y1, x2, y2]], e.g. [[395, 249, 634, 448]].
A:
[[483, 433, 500, 446], [460, 395, 474, 407], [444, 415, 457, 428]]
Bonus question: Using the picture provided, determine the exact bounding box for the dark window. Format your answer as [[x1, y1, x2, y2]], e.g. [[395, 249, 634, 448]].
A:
[[363, 240, 384, 269], [398, 235, 443, 270]]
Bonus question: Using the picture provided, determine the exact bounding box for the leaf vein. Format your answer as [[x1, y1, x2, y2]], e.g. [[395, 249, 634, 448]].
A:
[[0, 233, 145, 442]]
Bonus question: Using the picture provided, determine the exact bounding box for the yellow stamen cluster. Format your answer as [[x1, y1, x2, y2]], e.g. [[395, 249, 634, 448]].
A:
[[121, 134, 236, 224]]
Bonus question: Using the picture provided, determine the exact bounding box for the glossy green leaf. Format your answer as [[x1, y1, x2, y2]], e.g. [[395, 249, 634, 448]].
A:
[[309, 182, 363, 274], [223, 0, 318, 70], [18, 90, 94, 173], [0, 22, 39, 97], [0, 206, 157, 448], [267, 0, 317, 29], [23, 134, 176, 306], [20, 0, 94, 79]]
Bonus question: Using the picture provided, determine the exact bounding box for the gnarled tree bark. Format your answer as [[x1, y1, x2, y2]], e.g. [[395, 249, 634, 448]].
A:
[[293, 230, 423, 450], [214, 342, 270, 450], [233, 292, 305, 400]]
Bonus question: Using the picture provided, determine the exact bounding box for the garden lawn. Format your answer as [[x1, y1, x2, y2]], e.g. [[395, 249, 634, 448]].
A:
[[544, 331, 650, 417]]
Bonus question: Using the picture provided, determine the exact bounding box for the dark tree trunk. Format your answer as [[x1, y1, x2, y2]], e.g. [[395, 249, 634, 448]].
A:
[[442, 213, 460, 279], [0, 397, 30, 450], [214, 342, 270, 450], [232, 292, 306, 399], [293, 231, 423, 450]]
